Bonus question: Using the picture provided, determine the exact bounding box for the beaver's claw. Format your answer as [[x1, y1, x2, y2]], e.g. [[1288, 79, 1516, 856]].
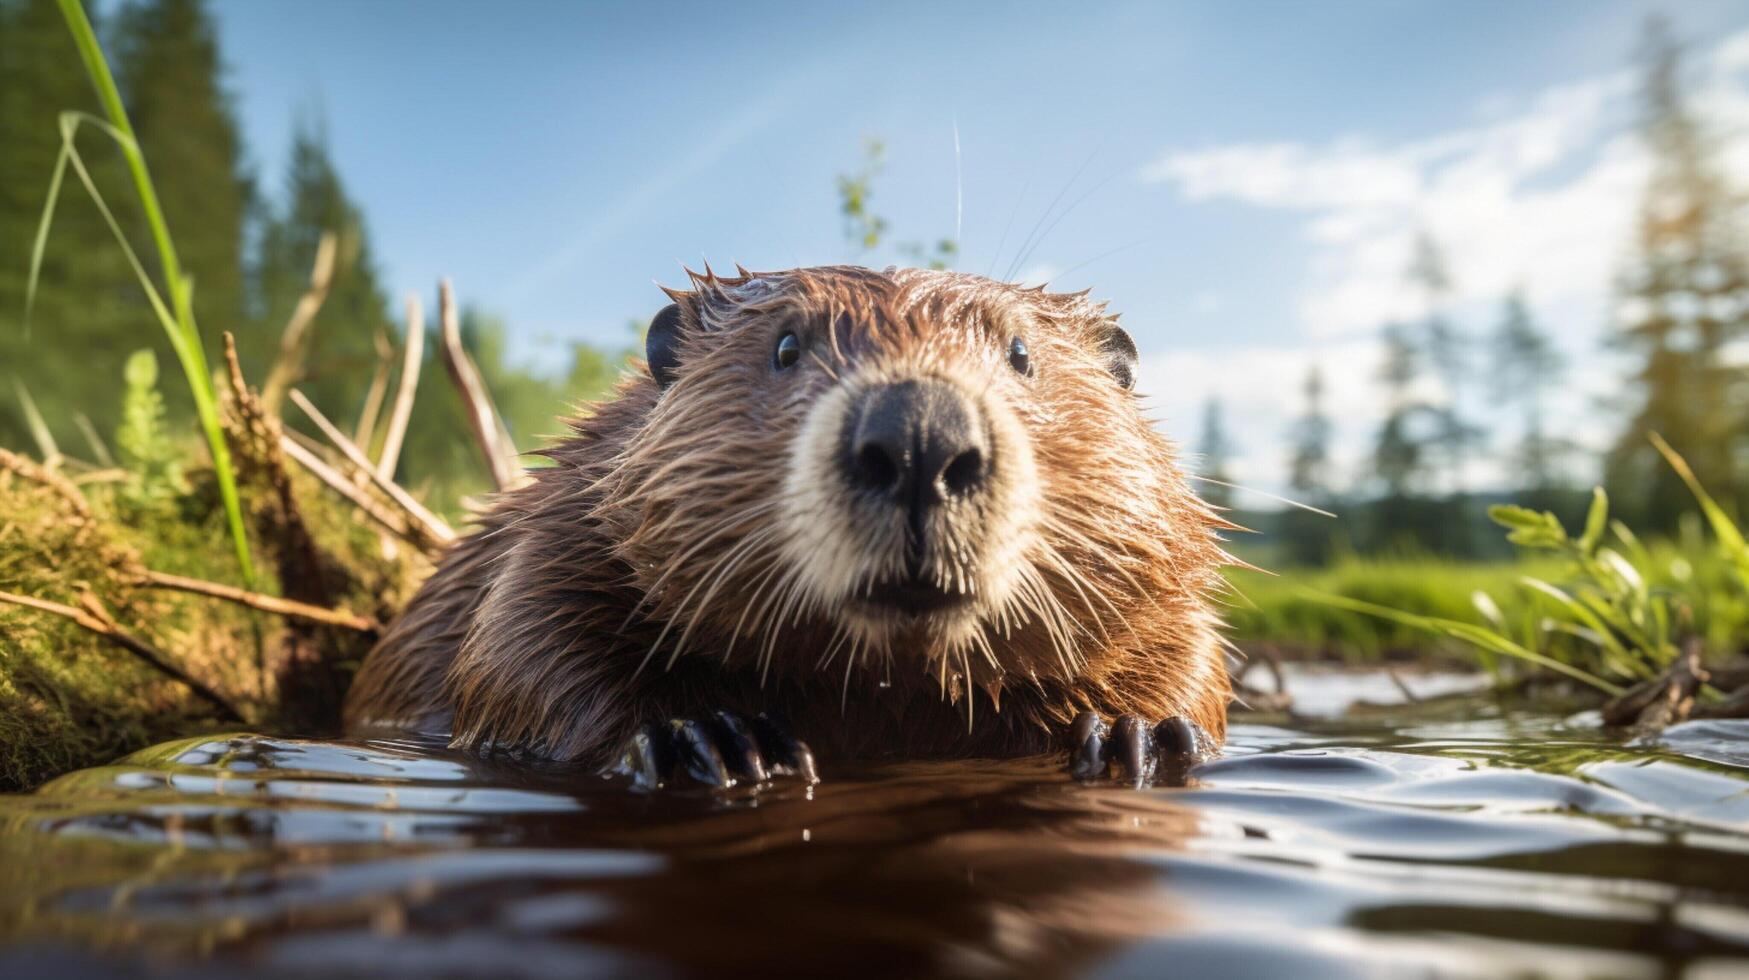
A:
[[1067, 711, 1214, 788], [608, 710, 818, 791]]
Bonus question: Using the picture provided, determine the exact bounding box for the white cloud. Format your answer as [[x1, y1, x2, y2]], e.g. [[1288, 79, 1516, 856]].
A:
[[1136, 340, 1379, 500], [1138, 29, 1749, 497]]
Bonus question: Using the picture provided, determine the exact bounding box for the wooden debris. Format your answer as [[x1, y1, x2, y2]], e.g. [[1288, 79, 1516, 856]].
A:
[[288, 388, 455, 549], [376, 293, 425, 481], [437, 279, 521, 491], [1602, 639, 1709, 734], [135, 569, 380, 633], [261, 230, 338, 413]]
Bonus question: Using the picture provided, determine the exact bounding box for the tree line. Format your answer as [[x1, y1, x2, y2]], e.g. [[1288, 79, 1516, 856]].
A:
[[0, 0, 632, 511], [1195, 19, 1749, 565]]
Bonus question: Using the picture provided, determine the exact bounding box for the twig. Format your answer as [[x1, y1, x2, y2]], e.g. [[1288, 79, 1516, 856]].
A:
[[1385, 666, 1423, 703], [0, 445, 90, 520], [1602, 638, 1708, 733], [353, 325, 395, 451], [377, 293, 424, 481], [135, 569, 379, 632], [278, 434, 422, 547], [0, 589, 242, 721], [12, 379, 61, 469], [288, 389, 455, 548], [73, 412, 116, 468], [71, 468, 128, 485], [437, 279, 519, 491], [261, 231, 338, 413]]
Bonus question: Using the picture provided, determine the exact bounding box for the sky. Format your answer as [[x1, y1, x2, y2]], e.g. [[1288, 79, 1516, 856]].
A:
[[209, 0, 1749, 501]]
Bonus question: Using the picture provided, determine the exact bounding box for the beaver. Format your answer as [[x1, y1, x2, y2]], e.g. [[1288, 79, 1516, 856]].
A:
[[343, 266, 1231, 788]]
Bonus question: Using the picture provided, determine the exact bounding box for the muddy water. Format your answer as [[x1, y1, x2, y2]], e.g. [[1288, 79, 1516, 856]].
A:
[[1, 691, 1747, 978]]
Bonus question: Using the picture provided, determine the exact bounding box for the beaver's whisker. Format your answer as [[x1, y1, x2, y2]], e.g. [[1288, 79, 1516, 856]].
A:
[[1032, 560, 1090, 672], [806, 350, 841, 382], [620, 499, 781, 629], [816, 622, 851, 672], [1042, 514, 1166, 623], [1004, 145, 1098, 283], [1035, 546, 1119, 647], [959, 646, 975, 731], [1014, 563, 1078, 678], [724, 556, 790, 668], [643, 522, 780, 670], [840, 634, 865, 714], [667, 527, 782, 669]]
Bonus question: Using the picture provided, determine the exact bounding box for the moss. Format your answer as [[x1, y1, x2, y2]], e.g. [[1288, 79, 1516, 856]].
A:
[[0, 449, 427, 790]]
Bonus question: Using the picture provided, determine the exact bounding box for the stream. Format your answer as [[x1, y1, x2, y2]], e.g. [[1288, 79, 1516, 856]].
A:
[[1, 673, 1746, 978]]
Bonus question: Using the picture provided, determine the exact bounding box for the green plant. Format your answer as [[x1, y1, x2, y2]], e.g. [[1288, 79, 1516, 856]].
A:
[[1322, 439, 1748, 697], [835, 136, 958, 269], [115, 349, 185, 511], [24, 0, 252, 583]]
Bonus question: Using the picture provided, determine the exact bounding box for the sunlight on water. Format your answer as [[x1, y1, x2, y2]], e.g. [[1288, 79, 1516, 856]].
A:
[[1, 690, 1746, 978]]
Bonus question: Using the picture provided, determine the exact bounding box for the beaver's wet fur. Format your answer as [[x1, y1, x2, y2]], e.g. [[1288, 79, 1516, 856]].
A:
[[344, 267, 1230, 780]]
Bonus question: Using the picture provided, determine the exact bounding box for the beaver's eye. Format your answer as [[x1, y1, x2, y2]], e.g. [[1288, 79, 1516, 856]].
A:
[[1007, 337, 1032, 377], [774, 332, 801, 370]]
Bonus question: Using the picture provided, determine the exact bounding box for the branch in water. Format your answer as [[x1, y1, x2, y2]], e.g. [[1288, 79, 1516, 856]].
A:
[[0, 589, 243, 722]]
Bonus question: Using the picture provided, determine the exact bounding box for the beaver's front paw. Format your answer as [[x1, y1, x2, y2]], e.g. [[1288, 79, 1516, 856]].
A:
[[607, 710, 818, 791], [1066, 711, 1216, 788]]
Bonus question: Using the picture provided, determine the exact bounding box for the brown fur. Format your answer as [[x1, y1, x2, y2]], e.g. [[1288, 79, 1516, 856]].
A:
[[343, 267, 1231, 767]]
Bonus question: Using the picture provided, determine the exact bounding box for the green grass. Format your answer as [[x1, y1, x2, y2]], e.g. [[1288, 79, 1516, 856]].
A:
[[25, 0, 253, 585], [1234, 458, 1749, 699], [1226, 556, 1564, 664]]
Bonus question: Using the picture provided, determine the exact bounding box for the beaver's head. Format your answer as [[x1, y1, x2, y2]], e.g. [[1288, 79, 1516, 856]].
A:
[[601, 266, 1222, 698]]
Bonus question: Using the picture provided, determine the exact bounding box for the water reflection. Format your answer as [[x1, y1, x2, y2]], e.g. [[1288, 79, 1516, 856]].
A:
[[0, 703, 1746, 977]]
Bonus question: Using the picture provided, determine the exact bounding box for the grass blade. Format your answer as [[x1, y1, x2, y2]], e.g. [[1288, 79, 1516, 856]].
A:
[[53, 0, 253, 584], [1651, 432, 1749, 582], [1301, 589, 1623, 696]]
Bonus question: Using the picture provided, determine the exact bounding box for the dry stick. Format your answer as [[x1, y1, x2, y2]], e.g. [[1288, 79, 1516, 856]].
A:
[[0, 445, 91, 520], [261, 231, 339, 413], [136, 569, 380, 633], [73, 412, 116, 468], [279, 434, 423, 546], [0, 589, 243, 721], [437, 279, 520, 491], [377, 294, 425, 481], [353, 325, 396, 450], [288, 389, 455, 547]]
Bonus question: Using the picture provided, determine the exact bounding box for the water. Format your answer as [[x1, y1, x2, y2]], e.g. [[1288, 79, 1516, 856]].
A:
[[2, 681, 1748, 978]]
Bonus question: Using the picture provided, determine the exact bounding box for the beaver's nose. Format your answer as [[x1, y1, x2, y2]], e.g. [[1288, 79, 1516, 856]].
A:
[[845, 379, 989, 529]]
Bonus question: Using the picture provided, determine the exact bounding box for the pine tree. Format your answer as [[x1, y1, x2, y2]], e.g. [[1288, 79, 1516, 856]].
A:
[[113, 0, 254, 363], [1287, 365, 1333, 498], [1490, 291, 1566, 494], [254, 121, 395, 428], [1408, 232, 1478, 492], [1282, 365, 1336, 565], [1373, 322, 1429, 498], [1196, 397, 1235, 510], [1605, 17, 1749, 529]]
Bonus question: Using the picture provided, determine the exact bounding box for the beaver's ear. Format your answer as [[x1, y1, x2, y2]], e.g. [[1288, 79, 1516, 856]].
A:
[[1098, 324, 1138, 391], [646, 303, 686, 390]]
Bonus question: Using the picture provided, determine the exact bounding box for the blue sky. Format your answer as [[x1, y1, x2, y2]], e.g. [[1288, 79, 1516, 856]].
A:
[[210, 0, 1749, 497]]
